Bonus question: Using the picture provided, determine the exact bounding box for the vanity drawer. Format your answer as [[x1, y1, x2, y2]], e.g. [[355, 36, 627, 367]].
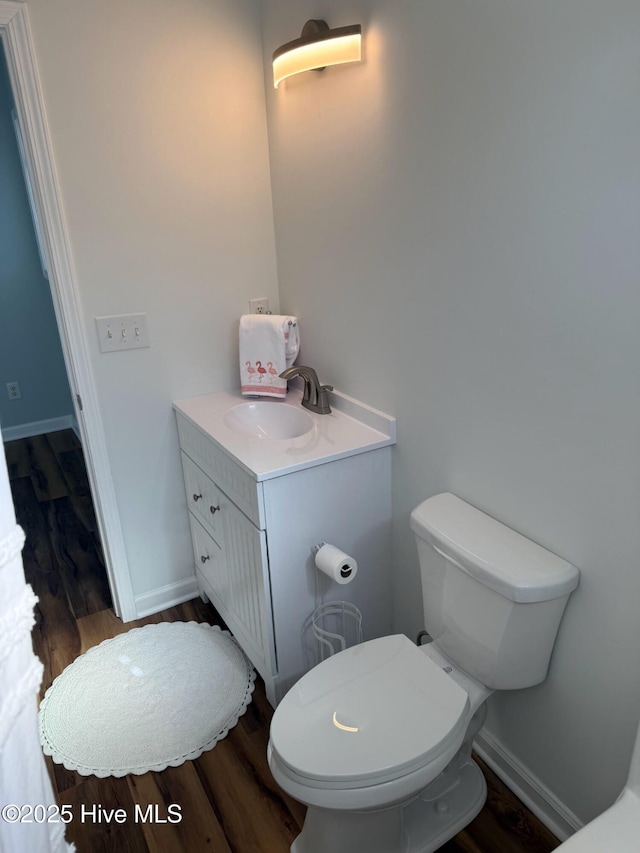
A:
[[176, 413, 265, 528], [181, 452, 224, 543], [190, 516, 229, 606]]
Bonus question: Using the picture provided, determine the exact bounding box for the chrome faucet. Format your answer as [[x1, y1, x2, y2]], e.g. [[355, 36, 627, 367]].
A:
[[279, 366, 333, 415]]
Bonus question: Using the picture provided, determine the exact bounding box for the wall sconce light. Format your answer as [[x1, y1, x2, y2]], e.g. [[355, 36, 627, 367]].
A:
[[272, 19, 362, 89]]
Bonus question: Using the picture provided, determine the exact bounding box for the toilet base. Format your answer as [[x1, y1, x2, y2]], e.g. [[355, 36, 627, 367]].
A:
[[403, 756, 487, 852], [290, 756, 487, 853]]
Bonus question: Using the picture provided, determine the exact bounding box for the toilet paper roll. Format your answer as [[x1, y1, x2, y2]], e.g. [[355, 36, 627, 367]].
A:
[[314, 543, 358, 585]]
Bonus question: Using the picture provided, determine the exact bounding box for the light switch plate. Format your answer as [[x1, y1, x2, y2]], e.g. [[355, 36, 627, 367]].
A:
[[96, 313, 150, 352]]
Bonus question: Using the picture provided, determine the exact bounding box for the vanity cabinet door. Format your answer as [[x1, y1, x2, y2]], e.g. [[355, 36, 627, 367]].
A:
[[222, 499, 276, 678]]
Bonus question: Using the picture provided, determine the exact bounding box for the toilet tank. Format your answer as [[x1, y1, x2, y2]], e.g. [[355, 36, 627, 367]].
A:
[[410, 493, 579, 690]]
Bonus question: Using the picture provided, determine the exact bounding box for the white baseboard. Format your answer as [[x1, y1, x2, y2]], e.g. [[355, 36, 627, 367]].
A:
[[474, 728, 582, 842], [1, 414, 76, 442], [134, 576, 199, 619]]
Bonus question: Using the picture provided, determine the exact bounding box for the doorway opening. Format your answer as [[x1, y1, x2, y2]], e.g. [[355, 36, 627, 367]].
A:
[[0, 3, 135, 621], [1, 44, 113, 629]]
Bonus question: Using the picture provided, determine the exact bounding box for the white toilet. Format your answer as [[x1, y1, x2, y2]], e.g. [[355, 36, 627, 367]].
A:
[[268, 492, 580, 853], [555, 724, 640, 852]]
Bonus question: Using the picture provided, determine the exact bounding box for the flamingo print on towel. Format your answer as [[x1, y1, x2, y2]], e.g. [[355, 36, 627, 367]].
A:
[[242, 359, 285, 393]]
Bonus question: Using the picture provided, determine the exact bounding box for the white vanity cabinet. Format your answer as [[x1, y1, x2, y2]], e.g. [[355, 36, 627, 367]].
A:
[[174, 389, 395, 706]]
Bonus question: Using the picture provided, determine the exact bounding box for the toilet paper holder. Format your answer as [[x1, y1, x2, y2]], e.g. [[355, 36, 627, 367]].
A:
[[312, 541, 358, 584]]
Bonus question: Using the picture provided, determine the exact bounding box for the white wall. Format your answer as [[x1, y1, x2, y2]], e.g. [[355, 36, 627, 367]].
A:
[[261, 0, 640, 827], [24, 0, 278, 598]]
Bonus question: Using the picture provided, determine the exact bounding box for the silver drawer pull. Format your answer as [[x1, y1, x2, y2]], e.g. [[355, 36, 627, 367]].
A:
[[200, 555, 210, 564], [193, 493, 202, 502], [210, 504, 220, 515]]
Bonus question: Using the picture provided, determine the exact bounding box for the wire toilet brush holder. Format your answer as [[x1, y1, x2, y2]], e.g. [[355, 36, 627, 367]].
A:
[[312, 600, 363, 663]]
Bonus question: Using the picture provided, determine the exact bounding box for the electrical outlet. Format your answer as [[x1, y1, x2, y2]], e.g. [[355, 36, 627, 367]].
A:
[[6, 381, 21, 400], [249, 298, 269, 315]]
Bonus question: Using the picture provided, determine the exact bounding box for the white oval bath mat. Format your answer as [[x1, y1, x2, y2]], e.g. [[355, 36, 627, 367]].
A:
[[38, 621, 256, 777]]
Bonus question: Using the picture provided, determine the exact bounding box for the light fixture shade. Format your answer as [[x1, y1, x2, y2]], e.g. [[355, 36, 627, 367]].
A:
[[273, 20, 362, 89]]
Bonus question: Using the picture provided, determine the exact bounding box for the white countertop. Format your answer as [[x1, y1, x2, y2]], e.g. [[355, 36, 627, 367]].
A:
[[173, 387, 396, 481]]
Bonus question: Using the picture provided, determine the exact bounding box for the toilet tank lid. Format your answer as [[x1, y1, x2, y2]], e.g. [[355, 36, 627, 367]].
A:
[[410, 493, 579, 603]]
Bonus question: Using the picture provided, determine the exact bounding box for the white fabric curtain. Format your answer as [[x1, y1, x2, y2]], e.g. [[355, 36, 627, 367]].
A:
[[0, 437, 73, 853]]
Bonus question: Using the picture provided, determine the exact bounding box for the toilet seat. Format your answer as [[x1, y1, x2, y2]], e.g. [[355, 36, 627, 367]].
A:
[[269, 634, 470, 796]]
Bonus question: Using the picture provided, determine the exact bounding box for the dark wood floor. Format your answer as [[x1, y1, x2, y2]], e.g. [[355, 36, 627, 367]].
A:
[[6, 430, 560, 853]]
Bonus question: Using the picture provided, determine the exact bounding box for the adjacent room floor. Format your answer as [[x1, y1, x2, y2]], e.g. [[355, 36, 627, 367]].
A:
[[6, 429, 560, 852]]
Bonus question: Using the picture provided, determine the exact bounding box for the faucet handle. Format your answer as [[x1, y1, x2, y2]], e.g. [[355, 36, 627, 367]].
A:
[[316, 384, 334, 415]]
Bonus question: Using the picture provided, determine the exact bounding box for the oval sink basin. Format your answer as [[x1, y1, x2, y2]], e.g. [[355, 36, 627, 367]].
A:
[[223, 402, 313, 440]]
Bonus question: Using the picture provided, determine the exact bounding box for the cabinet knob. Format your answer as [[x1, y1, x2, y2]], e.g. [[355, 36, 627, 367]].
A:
[[200, 555, 210, 564], [210, 504, 220, 515], [193, 493, 202, 502]]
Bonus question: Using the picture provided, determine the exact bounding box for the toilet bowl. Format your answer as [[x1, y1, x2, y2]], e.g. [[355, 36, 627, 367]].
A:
[[268, 493, 580, 853], [269, 635, 491, 853]]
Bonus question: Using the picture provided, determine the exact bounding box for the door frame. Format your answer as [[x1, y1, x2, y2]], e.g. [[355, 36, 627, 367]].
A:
[[0, 1, 136, 621]]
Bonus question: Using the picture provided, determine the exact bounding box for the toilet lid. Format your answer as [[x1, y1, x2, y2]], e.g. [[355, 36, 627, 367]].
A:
[[270, 635, 470, 788]]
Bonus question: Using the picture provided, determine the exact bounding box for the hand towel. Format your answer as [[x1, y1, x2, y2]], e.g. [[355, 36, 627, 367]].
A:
[[239, 314, 299, 398]]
